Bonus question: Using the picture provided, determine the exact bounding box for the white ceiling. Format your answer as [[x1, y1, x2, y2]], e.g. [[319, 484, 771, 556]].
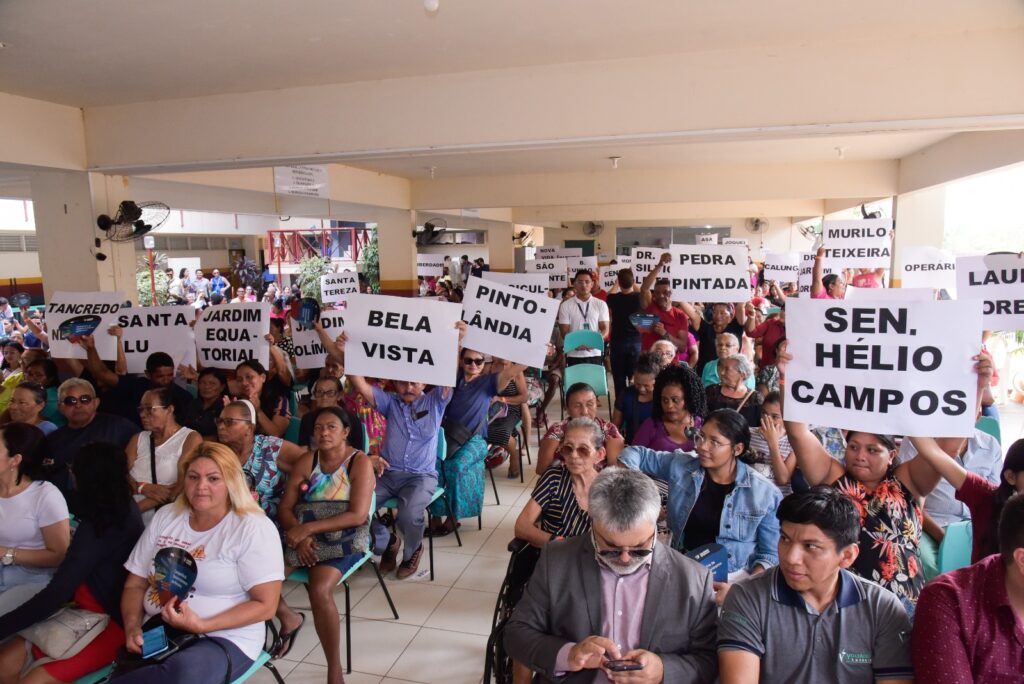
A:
[[343, 130, 952, 178], [0, 0, 1021, 107]]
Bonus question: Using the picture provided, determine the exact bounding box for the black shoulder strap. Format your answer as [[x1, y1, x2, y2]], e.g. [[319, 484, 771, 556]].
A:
[[149, 432, 158, 484]]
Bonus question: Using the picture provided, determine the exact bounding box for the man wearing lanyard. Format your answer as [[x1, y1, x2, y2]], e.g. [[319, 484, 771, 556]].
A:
[[557, 270, 610, 367]]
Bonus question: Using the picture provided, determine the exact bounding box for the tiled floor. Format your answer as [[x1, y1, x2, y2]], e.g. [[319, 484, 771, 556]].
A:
[[252, 423, 546, 684]]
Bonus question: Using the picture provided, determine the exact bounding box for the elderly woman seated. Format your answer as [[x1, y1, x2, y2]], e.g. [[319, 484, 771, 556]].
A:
[[535, 383, 624, 475], [701, 333, 755, 390], [705, 353, 762, 427]]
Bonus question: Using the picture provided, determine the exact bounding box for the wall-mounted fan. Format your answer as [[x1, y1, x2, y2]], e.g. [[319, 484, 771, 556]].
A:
[[582, 221, 604, 237], [745, 218, 767, 234], [797, 219, 822, 242], [96, 201, 171, 242], [513, 228, 535, 246], [413, 217, 447, 246]]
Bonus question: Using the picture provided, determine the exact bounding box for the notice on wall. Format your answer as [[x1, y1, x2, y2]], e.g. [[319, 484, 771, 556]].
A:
[[763, 252, 801, 282], [525, 258, 568, 290], [667, 245, 750, 303], [461, 276, 559, 368], [195, 303, 271, 369], [481, 271, 550, 295], [416, 254, 446, 278], [599, 266, 620, 290], [46, 291, 126, 361], [820, 218, 893, 269], [785, 299, 981, 436], [797, 251, 836, 296], [844, 286, 935, 303], [291, 311, 346, 370], [534, 246, 559, 260], [272, 165, 330, 199], [632, 247, 671, 280], [899, 246, 957, 291], [956, 254, 1024, 330], [320, 272, 359, 306], [116, 306, 196, 374], [344, 294, 461, 386], [566, 256, 599, 280], [697, 233, 719, 245]]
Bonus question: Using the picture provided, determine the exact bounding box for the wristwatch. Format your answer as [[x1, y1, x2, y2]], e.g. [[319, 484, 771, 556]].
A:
[[2, 548, 15, 566]]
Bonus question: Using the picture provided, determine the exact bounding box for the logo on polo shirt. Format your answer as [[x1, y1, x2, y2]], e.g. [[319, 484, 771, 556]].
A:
[[839, 650, 872, 665]]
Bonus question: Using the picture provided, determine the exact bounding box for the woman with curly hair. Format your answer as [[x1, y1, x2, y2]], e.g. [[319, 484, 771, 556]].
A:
[[632, 363, 707, 451]]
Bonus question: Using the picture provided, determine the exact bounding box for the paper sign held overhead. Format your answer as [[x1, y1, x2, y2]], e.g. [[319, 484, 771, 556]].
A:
[[632, 247, 671, 280], [195, 303, 271, 370], [117, 306, 196, 374], [763, 252, 800, 282], [667, 245, 750, 303], [534, 246, 559, 260], [461, 276, 559, 368], [566, 256, 598, 280], [697, 234, 719, 245], [821, 218, 893, 269], [599, 266, 620, 291], [844, 286, 934, 303], [797, 251, 836, 296], [556, 247, 583, 259], [899, 246, 957, 291], [525, 258, 567, 290], [722, 238, 748, 247], [416, 254, 446, 278], [956, 253, 1024, 330], [273, 165, 330, 199], [291, 311, 346, 369], [320, 272, 359, 306], [46, 291, 126, 361], [784, 299, 981, 437], [344, 294, 461, 386], [481, 272, 550, 295]]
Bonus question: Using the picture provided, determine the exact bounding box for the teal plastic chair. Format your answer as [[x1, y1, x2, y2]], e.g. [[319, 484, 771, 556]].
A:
[[284, 415, 301, 443], [937, 519, 974, 575], [975, 416, 1001, 444], [563, 329, 605, 355], [563, 363, 613, 420], [287, 492, 398, 675], [380, 427, 461, 581]]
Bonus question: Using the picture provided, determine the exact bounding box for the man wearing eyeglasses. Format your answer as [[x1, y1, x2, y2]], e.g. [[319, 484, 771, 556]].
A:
[[505, 467, 718, 683], [42, 378, 139, 501]]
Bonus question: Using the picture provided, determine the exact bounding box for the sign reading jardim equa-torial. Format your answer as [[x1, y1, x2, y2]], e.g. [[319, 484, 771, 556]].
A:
[[956, 253, 1024, 330], [195, 302, 271, 369], [668, 245, 750, 302], [46, 291, 126, 361], [461, 276, 559, 368], [784, 298, 981, 437], [319, 272, 359, 306], [344, 293, 461, 386], [117, 306, 196, 374]]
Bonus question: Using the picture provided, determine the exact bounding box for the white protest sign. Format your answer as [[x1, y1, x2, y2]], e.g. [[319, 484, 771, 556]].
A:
[[416, 254, 446, 277], [557, 247, 583, 259], [344, 294, 461, 387], [797, 251, 836, 296], [667, 245, 750, 303], [566, 256, 599, 279], [723, 238, 748, 248], [599, 266, 620, 290], [763, 252, 801, 282], [481, 272, 550, 295], [291, 311, 346, 369], [697, 233, 719, 245], [821, 218, 893, 269], [116, 306, 196, 374], [46, 291, 126, 361], [899, 246, 957, 290], [195, 303, 271, 369], [614, 254, 633, 269], [534, 246, 559, 260], [597, 253, 613, 264], [320, 272, 359, 306], [525, 258, 568, 290], [956, 254, 1024, 330], [632, 247, 671, 280], [844, 286, 934, 303], [785, 299, 981, 437], [461, 276, 558, 368]]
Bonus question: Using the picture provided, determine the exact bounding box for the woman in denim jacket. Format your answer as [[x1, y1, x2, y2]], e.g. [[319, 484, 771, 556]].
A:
[[619, 408, 782, 606]]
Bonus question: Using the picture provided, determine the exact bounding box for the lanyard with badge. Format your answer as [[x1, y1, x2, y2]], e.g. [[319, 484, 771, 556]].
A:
[[577, 300, 591, 330]]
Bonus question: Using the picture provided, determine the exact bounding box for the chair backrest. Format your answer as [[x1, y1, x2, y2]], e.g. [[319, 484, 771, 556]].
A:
[[437, 426, 448, 462], [564, 329, 605, 354], [564, 363, 609, 397], [937, 519, 974, 574], [284, 415, 301, 443], [975, 416, 1001, 444]]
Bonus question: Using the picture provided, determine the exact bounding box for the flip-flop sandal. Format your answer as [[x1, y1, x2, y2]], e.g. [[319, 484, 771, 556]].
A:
[[273, 613, 306, 660]]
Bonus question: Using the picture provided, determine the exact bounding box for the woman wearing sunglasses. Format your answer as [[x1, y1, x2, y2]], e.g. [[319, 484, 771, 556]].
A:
[[620, 408, 782, 606]]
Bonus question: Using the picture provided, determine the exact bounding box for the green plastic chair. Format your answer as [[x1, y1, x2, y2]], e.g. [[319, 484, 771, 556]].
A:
[[563, 363, 613, 420], [975, 416, 1001, 444], [72, 638, 286, 683], [563, 329, 605, 355], [937, 519, 974, 575], [286, 492, 398, 675], [284, 415, 301, 443]]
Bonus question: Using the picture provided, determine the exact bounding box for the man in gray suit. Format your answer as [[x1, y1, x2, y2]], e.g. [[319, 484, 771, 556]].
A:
[[505, 467, 718, 683]]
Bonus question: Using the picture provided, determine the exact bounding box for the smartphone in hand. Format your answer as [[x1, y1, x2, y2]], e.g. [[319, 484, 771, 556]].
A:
[[605, 659, 644, 672], [141, 625, 169, 659]]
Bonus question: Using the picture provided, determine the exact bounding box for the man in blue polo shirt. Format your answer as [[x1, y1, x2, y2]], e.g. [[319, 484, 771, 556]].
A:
[[717, 487, 913, 684]]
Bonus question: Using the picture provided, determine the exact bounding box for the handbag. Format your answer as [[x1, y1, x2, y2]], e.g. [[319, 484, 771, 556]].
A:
[[283, 500, 370, 567], [442, 411, 487, 455], [112, 615, 230, 683], [18, 607, 110, 660]]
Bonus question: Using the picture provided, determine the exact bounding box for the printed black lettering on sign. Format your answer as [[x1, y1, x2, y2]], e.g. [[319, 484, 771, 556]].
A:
[[48, 303, 120, 315], [202, 308, 262, 323], [367, 310, 431, 332], [361, 342, 435, 365], [465, 311, 533, 342], [117, 312, 190, 328]]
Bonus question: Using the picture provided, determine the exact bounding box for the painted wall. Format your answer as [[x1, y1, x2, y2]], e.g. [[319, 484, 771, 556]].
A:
[[0, 92, 87, 170]]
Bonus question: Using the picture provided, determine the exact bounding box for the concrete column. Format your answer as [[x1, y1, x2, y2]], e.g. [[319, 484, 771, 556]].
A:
[[891, 185, 946, 286], [30, 170, 137, 301], [376, 209, 416, 296], [486, 222, 515, 273]]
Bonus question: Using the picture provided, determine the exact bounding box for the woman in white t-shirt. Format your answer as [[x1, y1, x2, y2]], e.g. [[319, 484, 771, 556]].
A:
[[125, 388, 203, 524], [114, 442, 284, 683], [0, 422, 70, 616]]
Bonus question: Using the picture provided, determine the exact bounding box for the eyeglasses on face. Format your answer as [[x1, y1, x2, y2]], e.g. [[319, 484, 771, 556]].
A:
[[137, 405, 169, 415], [214, 417, 250, 427], [558, 444, 597, 459], [312, 389, 339, 398], [61, 395, 94, 406], [593, 531, 656, 559], [693, 432, 731, 450], [462, 357, 485, 366]]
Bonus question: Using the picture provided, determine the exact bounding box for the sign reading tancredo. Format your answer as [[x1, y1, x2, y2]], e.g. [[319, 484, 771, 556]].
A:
[[668, 245, 750, 302], [416, 254, 446, 277], [47, 291, 126, 361], [344, 293, 461, 386], [117, 306, 196, 374], [899, 246, 956, 291], [784, 299, 980, 437], [525, 258, 567, 290], [481, 272, 549, 295], [291, 311, 346, 370], [763, 252, 800, 282], [461, 276, 558, 368], [320, 272, 359, 306], [195, 303, 271, 369], [820, 218, 893, 269], [956, 253, 1024, 330]]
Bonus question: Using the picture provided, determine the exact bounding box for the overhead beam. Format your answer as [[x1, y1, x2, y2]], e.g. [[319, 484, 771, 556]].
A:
[[0, 93, 86, 170], [898, 129, 1024, 194], [510, 199, 826, 224]]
